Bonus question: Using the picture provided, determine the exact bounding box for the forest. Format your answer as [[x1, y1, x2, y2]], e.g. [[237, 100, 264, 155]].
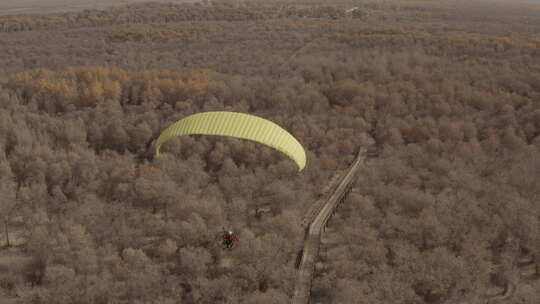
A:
[[0, 0, 539, 303]]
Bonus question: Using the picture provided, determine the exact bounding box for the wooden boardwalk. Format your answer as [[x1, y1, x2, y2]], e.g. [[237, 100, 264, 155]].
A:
[[292, 148, 366, 304]]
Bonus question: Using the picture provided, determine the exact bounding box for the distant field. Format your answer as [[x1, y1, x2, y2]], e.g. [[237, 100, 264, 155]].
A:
[[0, 0, 199, 15], [2, 0, 538, 16]]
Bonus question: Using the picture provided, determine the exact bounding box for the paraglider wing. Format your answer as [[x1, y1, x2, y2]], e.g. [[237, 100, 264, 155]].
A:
[[155, 111, 307, 171]]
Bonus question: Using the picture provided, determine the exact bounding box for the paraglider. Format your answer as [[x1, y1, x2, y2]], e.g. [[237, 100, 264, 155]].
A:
[[221, 230, 238, 249], [155, 112, 307, 250], [154, 111, 307, 171]]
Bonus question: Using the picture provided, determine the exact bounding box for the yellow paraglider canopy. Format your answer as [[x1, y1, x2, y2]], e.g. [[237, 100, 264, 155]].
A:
[[155, 111, 307, 171]]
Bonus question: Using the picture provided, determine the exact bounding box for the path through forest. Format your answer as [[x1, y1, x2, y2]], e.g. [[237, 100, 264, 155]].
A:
[[292, 149, 366, 304]]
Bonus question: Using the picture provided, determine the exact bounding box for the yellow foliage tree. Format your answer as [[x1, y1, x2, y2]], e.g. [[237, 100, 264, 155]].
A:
[[81, 80, 105, 106]]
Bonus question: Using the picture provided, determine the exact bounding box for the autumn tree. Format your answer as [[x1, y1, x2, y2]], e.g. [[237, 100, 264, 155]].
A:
[[0, 164, 17, 247]]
